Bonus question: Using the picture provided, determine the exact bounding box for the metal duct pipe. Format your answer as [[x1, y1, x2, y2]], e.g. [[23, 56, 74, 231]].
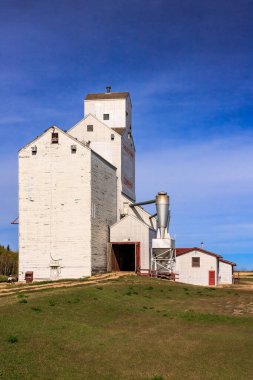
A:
[[155, 192, 169, 239], [149, 212, 157, 219], [130, 199, 155, 207]]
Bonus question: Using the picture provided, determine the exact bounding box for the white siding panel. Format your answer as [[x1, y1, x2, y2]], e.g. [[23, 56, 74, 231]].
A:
[[219, 262, 233, 284], [91, 152, 117, 274], [110, 216, 151, 271], [19, 128, 92, 281], [85, 98, 127, 129], [176, 250, 218, 286]]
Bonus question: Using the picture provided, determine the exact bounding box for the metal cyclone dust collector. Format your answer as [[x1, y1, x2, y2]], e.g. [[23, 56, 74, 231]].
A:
[[156, 192, 170, 239]]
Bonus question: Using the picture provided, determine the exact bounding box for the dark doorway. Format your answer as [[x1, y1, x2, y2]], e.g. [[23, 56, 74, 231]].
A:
[[111, 244, 135, 271]]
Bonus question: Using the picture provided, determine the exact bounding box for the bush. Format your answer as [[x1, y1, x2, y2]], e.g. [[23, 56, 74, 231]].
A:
[[7, 335, 18, 344], [19, 299, 28, 304]]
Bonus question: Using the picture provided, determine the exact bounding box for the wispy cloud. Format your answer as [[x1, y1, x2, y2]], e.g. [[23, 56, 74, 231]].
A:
[[136, 131, 253, 255]]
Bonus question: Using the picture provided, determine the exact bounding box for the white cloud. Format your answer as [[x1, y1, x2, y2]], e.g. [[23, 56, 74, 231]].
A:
[[136, 132, 253, 254]]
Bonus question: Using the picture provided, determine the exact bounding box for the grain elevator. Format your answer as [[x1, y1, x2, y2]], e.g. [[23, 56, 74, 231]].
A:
[[18, 87, 174, 282]]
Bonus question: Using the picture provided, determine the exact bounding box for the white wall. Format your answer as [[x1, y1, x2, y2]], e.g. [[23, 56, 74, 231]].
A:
[[85, 98, 127, 129], [121, 194, 157, 230], [19, 128, 92, 281], [110, 215, 153, 271], [68, 115, 129, 217], [176, 250, 218, 286], [219, 261, 233, 284], [91, 152, 117, 274]]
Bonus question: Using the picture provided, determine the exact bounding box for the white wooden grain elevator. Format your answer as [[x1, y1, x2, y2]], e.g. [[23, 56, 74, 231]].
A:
[[18, 87, 159, 281]]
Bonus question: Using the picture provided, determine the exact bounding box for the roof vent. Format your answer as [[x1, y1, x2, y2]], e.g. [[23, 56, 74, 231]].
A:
[[106, 85, 111, 93]]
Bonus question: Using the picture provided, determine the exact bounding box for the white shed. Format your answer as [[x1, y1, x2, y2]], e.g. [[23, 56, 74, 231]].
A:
[[109, 215, 156, 274], [175, 248, 221, 286]]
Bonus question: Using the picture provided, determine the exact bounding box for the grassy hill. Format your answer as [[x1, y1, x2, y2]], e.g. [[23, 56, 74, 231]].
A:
[[0, 276, 252, 380]]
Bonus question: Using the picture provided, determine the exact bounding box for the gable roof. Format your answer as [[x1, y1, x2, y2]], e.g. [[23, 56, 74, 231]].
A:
[[19, 125, 90, 153], [110, 214, 155, 231], [68, 114, 123, 138], [176, 247, 222, 259], [85, 92, 129, 100]]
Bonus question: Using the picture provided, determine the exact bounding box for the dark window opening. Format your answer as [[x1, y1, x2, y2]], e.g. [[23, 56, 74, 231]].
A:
[[192, 257, 200, 267], [87, 125, 93, 132], [103, 114, 109, 120], [111, 134, 115, 140], [51, 132, 59, 144], [31, 146, 37, 155], [111, 244, 135, 271], [71, 145, 77, 153]]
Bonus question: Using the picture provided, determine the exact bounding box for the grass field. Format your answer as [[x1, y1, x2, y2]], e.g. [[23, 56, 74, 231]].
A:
[[0, 276, 253, 380]]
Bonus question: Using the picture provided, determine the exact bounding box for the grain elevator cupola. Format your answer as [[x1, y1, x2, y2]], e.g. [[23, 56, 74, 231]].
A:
[[84, 86, 132, 132]]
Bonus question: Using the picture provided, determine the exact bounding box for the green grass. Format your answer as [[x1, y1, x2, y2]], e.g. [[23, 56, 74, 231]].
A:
[[0, 276, 253, 380]]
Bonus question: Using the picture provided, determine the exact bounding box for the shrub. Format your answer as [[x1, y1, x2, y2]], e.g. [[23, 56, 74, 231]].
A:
[[31, 307, 42, 312], [48, 300, 56, 306], [19, 299, 28, 304], [7, 335, 18, 344]]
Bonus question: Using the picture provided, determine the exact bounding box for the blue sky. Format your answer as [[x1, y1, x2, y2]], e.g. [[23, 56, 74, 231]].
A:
[[0, 0, 252, 269]]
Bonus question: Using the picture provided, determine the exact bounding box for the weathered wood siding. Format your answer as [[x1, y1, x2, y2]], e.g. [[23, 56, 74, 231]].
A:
[[19, 127, 92, 281], [91, 152, 117, 274]]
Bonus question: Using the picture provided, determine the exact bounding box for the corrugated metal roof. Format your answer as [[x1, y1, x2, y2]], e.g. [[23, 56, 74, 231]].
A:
[[85, 92, 129, 100]]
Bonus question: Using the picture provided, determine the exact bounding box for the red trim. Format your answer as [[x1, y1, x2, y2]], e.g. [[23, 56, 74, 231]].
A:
[[219, 258, 236, 266], [110, 242, 141, 274], [176, 247, 222, 258], [110, 242, 137, 244]]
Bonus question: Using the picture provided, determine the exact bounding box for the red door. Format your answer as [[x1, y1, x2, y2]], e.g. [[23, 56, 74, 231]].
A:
[[209, 270, 215, 286], [135, 243, 140, 273]]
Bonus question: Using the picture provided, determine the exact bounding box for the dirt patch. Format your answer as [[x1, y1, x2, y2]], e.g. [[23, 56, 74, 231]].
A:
[[0, 272, 135, 297]]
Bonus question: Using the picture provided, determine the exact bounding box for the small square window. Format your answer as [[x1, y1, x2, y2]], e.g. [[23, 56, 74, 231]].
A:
[[71, 145, 77, 153], [111, 134, 115, 141], [103, 114, 109, 120], [51, 132, 59, 144], [192, 257, 200, 267], [87, 125, 93, 132], [31, 146, 37, 155]]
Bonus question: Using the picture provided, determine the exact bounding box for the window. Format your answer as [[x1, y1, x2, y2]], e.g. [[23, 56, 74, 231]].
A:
[[103, 114, 109, 120], [31, 146, 37, 155], [87, 125, 93, 132], [128, 132, 131, 139], [192, 257, 200, 267], [51, 132, 59, 144], [71, 145, 77, 153], [111, 134, 115, 141]]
